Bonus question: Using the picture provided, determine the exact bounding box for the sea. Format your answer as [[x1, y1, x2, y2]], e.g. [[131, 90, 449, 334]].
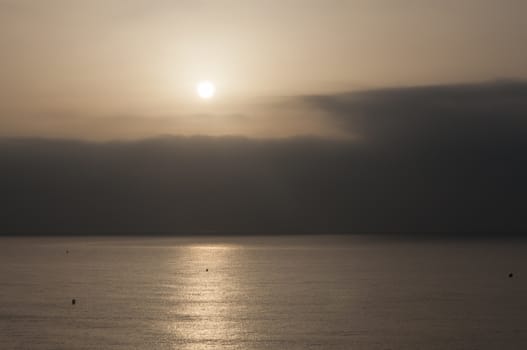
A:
[[0, 235, 526, 349]]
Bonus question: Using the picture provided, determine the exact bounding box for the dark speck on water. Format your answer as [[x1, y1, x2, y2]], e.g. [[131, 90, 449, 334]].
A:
[[509, 273, 514, 278], [71, 299, 76, 305]]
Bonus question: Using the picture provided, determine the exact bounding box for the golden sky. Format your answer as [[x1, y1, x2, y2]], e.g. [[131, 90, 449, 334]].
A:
[[1, 0, 526, 139]]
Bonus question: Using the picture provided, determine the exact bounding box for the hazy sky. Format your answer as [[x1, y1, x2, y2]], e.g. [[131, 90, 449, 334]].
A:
[[1, 1, 527, 234], [1, 0, 526, 139]]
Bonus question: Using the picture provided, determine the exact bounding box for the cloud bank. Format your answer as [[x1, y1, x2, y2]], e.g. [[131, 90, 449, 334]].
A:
[[2, 81, 527, 235]]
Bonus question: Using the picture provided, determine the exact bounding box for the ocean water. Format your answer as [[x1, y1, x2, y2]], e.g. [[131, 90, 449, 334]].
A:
[[0, 235, 526, 349]]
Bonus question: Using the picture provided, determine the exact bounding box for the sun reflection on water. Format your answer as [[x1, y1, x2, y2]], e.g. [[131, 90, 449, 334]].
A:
[[167, 244, 244, 349]]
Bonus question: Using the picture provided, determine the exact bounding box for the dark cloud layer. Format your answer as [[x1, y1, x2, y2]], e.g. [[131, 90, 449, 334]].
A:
[[2, 81, 527, 235], [305, 80, 527, 144]]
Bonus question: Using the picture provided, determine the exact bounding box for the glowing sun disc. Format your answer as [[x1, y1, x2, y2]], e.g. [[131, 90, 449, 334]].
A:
[[197, 81, 215, 99]]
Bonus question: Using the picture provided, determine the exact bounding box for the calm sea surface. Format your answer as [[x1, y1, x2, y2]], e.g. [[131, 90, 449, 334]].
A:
[[0, 236, 526, 349]]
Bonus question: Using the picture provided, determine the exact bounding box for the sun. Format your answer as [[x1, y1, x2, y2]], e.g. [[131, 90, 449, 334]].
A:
[[196, 81, 216, 99]]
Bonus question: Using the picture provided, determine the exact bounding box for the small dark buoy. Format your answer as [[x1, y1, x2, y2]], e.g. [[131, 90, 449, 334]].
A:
[[66, 250, 69, 254], [71, 299, 76, 305], [509, 273, 514, 278], [206, 268, 208, 272]]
